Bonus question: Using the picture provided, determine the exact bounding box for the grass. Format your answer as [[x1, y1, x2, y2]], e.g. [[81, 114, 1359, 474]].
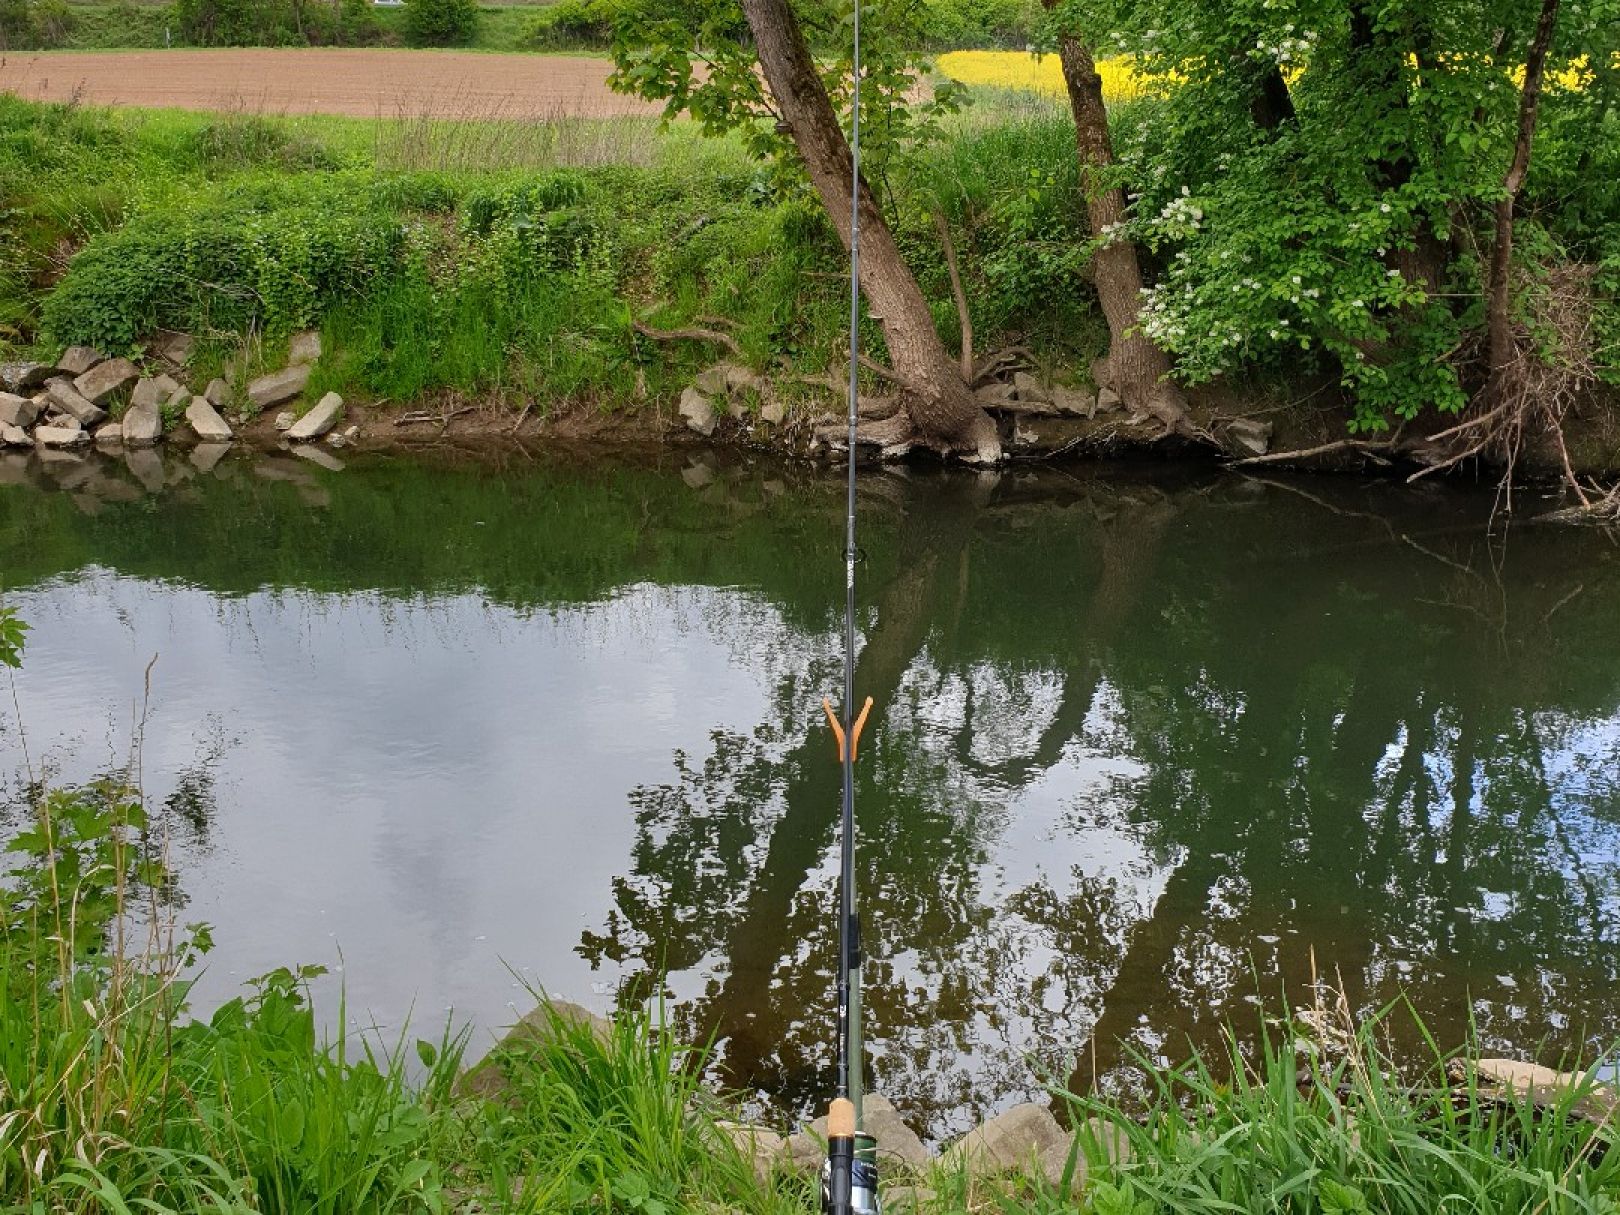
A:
[[1, 90, 1103, 415]]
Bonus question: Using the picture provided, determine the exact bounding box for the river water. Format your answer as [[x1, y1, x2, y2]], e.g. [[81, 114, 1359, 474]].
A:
[[2, 445, 1618, 1139]]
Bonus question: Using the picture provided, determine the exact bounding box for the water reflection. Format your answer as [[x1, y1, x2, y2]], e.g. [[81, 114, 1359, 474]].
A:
[[2, 446, 1618, 1142]]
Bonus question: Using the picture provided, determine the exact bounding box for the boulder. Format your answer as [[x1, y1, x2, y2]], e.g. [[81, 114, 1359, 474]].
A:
[[693, 364, 730, 395], [945, 1103, 1069, 1178], [154, 332, 195, 366], [286, 392, 343, 442], [248, 365, 312, 409], [46, 378, 108, 427], [457, 999, 613, 1101], [274, 411, 296, 432], [189, 442, 233, 474], [185, 397, 234, 442], [121, 401, 163, 447], [1050, 385, 1096, 418], [760, 396, 786, 426], [1013, 371, 1053, 405], [205, 378, 231, 408], [73, 357, 140, 408], [93, 422, 124, 450], [715, 1121, 789, 1182], [35, 425, 90, 448], [57, 346, 105, 376], [1, 363, 53, 394], [678, 387, 717, 437], [288, 330, 323, 366], [0, 391, 41, 429], [974, 381, 1017, 409], [1474, 1059, 1618, 1119], [129, 378, 168, 412], [806, 1094, 929, 1172], [293, 444, 345, 472], [0, 424, 31, 448], [1225, 417, 1273, 457], [725, 364, 763, 394], [1095, 386, 1124, 415]]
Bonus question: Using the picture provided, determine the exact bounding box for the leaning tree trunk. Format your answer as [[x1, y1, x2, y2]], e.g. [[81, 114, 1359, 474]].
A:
[[1487, 0, 1561, 387], [1052, 33, 1190, 434], [739, 0, 1001, 461]]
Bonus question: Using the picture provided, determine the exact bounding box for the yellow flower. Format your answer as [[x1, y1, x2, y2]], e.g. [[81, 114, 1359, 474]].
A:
[[936, 50, 1151, 103]]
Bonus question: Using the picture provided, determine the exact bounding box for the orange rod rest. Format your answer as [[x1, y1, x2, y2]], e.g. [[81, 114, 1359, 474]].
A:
[[822, 696, 876, 763]]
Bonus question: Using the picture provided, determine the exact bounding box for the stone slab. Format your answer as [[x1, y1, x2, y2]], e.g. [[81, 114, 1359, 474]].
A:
[[286, 392, 343, 442], [0, 392, 41, 429], [73, 357, 140, 407], [121, 401, 163, 447], [57, 346, 105, 376], [46, 378, 108, 427], [248, 365, 312, 409]]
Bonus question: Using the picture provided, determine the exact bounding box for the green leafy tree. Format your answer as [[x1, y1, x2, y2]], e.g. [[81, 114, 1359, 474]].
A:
[[611, 0, 1003, 459]]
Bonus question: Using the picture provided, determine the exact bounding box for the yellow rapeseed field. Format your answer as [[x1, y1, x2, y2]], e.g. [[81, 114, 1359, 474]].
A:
[[937, 49, 1607, 104], [936, 51, 1151, 103]]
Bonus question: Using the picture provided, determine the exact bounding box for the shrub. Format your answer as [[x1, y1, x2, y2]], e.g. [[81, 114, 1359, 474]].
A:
[[402, 0, 478, 47], [520, 0, 619, 49], [0, 0, 71, 49]]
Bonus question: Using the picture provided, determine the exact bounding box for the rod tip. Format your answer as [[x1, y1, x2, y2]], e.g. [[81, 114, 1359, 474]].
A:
[[828, 1097, 856, 1139]]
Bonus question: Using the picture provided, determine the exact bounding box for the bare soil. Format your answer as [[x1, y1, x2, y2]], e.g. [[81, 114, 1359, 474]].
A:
[[0, 49, 659, 119]]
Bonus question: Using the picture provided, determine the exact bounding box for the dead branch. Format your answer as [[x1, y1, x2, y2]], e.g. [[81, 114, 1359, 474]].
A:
[[933, 209, 974, 383], [1231, 438, 1395, 467], [632, 320, 743, 359], [395, 406, 474, 427], [971, 346, 1035, 386]]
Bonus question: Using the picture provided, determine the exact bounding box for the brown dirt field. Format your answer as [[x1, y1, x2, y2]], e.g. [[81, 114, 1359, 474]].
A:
[[0, 49, 661, 119]]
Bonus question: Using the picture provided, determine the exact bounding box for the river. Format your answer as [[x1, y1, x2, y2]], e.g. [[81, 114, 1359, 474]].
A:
[[2, 444, 1618, 1140]]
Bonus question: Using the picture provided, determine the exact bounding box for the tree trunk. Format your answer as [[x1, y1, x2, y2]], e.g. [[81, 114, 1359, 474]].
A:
[[739, 0, 1000, 461], [1487, 0, 1561, 383], [1053, 33, 1190, 434]]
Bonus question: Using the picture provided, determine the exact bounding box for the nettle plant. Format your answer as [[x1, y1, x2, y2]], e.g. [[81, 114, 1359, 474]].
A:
[[1089, 0, 1618, 431]]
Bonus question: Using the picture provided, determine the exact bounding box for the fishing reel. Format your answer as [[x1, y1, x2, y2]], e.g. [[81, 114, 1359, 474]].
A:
[[821, 1101, 881, 1215]]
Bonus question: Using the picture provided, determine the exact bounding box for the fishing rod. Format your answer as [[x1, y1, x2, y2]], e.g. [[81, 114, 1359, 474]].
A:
[[820, 0, 878, 1208]]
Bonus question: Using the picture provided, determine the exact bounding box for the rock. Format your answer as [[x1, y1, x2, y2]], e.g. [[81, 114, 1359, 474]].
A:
[[716, 1121, 789, 1182], [785, 1130, 823, 1174], [1090, 353, 1114, 392], [247, 365, 311, 410], [1035, 1116, 1132, 1190], [288, 330, 323, 366], [724, 364, 762, 394], [1095, 386, 1124, 415], [0, 424, 31, 448], [1474, 1059, 1618, 1118], [121, 401, 163, 447], [57, 346, 105, 376], [124, 448, 166, 494], [807, 1094, 930, 1172], [1225, 417, 1273, 457], [884, 1186, 936, 1212], [35, 425, 90, 448], [946, 1103, 1069, 1178], [189, 442, 233, 474], [154, 332, 194, 366], [185, 397, 234, 443], [73, 357, 140, 408], [153, 372, 184, 398], [2, 363, 53, 394], [129, 377, 167, 412], [679, 387, 717, 437], [286, 392, 343, 442], [0, 392, 42, 429], [726, 396, 750, 423], [693, 365, 730, 396], [974, 381, 1017, 408], [46, 378, 108, 427], [1013, 371, 1053, 405], [94, 422, 124, 450], [205, 378, 231, 409], [326, 433, 347, 448], [760, 396, 786, 426], [341, 424, 360, 442], [1051, 385, 1096, 418], [457, 998, 613, 1101], [274, 411, 296, 432], [293, 444, 345, 472]]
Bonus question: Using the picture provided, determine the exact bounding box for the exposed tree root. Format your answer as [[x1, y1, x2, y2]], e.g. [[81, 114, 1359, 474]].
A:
[[1407, 265, 1600, 513], [631, 320, 744, 359]]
